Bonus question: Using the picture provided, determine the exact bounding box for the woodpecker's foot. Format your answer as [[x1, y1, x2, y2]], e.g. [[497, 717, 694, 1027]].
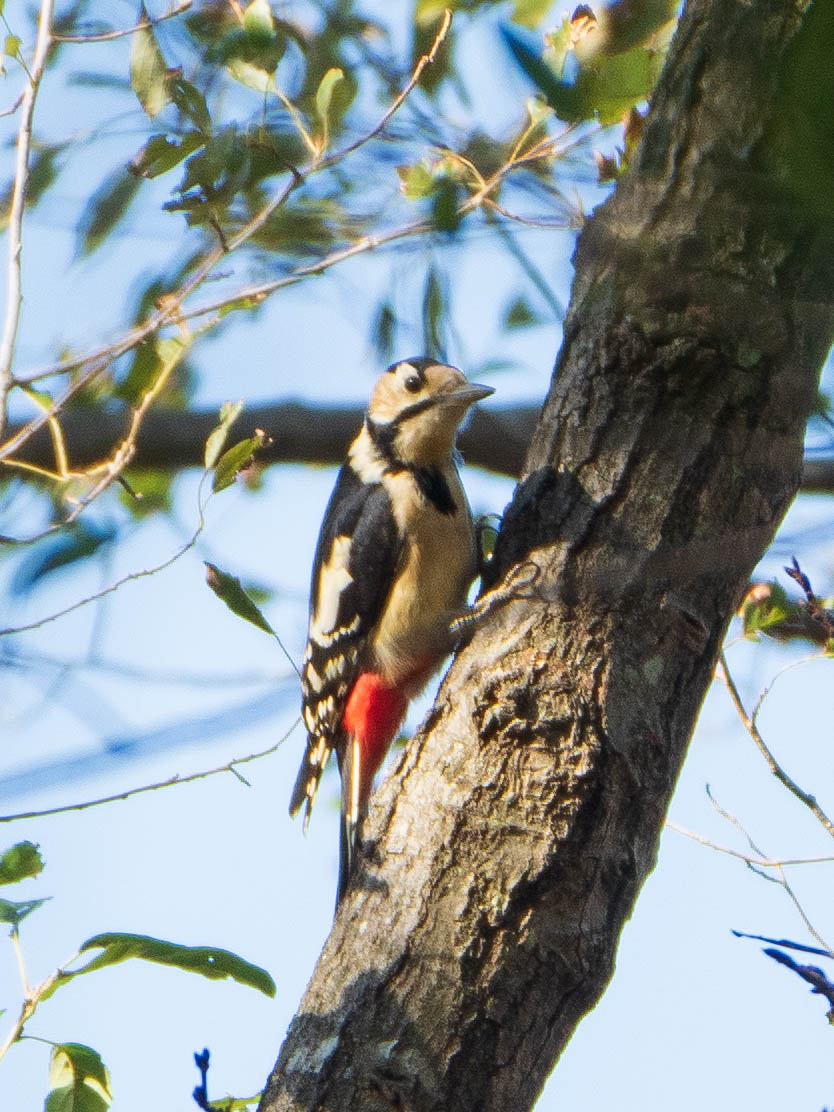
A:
[[450, 560, 540, 641]]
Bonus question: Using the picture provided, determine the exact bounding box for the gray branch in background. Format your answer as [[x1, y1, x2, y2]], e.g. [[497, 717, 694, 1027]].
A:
[[4, 402, 834, 488]]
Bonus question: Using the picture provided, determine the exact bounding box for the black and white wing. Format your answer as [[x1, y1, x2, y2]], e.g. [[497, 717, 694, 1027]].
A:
[[289, 463, 402, 824]]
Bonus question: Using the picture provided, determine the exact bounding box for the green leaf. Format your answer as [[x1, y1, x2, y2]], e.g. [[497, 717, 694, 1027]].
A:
[[168, 76, 212, 134], [503, 296, 542, 329], [130, 5, 169, 118], [430, 176, 462, 232], [76, 170, 141, 256], [511, 0, 554, 29], [505, 21, 671, 124], [129, 132, 206, 179], [117, 469, 174, 518], [204, 563, 275, 636], [204, 401, 244, 469], [314, 67, 344, 146], [207, 1096, 262, 1111], [397, 162, 434, 199], [0, 896, 50, 927], [226, 58, 273, 93], [115, 336, 187, 403], [11, 524, 116, 594], [72, 933, 276, 997], [371, 301, 396, 363], [4, 34, 21, 58], [244, 0, 275, 36], [0, 841, 44, 885], [740, 581, 793, 638], [46, 1043, 111, 1112], [421, 266, 446, 356], [212, 432, 266, 493]]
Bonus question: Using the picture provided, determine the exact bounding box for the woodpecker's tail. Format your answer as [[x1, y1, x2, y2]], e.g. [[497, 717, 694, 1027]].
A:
[[288, 736, 332, 827], [336, 734, 364, 911]]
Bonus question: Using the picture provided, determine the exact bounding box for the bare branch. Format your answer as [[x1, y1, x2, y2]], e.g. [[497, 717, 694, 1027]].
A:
[[706, 786, 833, 953], [0, 475, 211, 635], [0, 0, 54, 436], [0, 721, 298, 824], [2, 401, 537, 478], [665, 820, 834, 868], [717, 654, 834, 839], [51, 0, 192, 43]]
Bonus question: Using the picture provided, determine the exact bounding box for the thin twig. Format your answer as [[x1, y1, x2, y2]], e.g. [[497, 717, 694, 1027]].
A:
[[706, 785, 833, 953], [716, 652, 834, 839], [51, 0, 191, 43], [0, 720, 300, 824], [0, 474, 212, 637], [665, 820, 834, 868], [314, 9, 452, 170], [0, 0, 55, 438], [0, 92, 25, 119]]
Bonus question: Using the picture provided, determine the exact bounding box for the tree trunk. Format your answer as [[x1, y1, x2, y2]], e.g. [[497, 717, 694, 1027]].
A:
[[259, 2, 834, 1110]]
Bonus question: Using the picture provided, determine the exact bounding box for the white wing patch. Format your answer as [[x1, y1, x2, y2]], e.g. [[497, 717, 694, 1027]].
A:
[[310, 534, 354, 641]]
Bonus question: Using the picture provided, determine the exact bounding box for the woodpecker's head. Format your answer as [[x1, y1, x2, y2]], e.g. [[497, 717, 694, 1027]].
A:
[[366, 357, 494, 466]]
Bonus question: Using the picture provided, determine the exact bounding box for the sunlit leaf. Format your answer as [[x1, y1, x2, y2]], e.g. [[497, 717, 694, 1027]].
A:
[[0, 896, 50, 927], [76, 170, 141, 256], [244, 0, 275, 36], [397, 162, 434, 199], [116, 337, 188, 404], [11, 523, 116, 595], [212, 431, 267, 493], [4, 34, 21, 58], [740, 581, 793, 639], [505, 20, 673, 124], [45, 1043, 111, 1112], [314, 67, 344, 147], [69, 933, 276, 997], [0, 841, 44, 886], [117, 469, 174, 519], [207, 1096, 262, 1112], [227, 58, 273, 93], [130, 5, 169, 117], [204, 563, 275, 636], [205, 401, 244, 469], [511, 0, 554, 29]]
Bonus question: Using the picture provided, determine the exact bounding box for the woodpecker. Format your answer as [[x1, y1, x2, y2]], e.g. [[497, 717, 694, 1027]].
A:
[[290, 356, 494, 908]]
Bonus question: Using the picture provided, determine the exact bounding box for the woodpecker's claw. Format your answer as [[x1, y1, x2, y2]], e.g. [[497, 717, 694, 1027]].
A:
[[450, 560, 540, 640]]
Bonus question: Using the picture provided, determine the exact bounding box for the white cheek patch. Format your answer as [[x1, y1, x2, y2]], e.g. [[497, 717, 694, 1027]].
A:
[[310, 535, 354, 640], [349, 427, 386, 482]]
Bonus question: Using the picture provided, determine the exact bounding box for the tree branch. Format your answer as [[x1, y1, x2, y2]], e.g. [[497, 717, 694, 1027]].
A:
[[4, 402, 834, 489], [259, 3, 834, 1109], [0, 0, 54, 436]]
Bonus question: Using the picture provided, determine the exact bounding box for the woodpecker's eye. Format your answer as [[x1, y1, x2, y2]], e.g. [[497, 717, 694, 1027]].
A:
[[404, 374, 421, 393]]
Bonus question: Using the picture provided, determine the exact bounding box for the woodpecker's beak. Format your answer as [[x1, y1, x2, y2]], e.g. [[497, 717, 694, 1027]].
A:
[[438, 383, 495, 407]]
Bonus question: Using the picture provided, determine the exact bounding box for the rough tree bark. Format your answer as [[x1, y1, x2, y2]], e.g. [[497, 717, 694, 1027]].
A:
[[259, 3, 834, 1110]]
